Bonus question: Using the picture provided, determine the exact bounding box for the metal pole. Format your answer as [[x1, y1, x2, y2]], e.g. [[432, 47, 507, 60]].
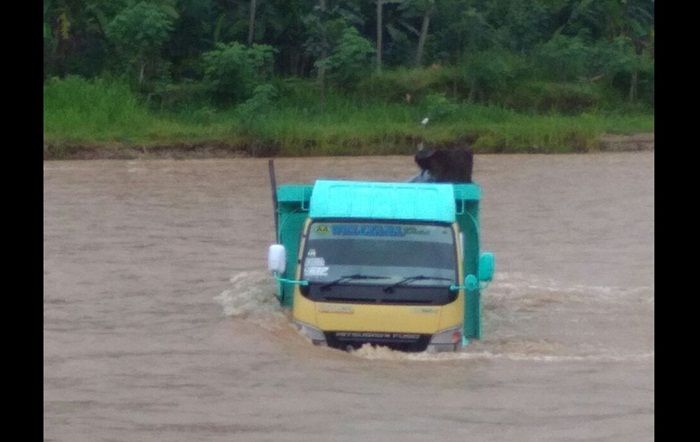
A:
[[268, 159, 279, 243]]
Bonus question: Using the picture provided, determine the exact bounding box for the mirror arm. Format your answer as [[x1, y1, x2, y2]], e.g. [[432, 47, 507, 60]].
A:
[[450, 274, 479, 292], [450, 284, 478, 291], [273, 272, 309, 286]]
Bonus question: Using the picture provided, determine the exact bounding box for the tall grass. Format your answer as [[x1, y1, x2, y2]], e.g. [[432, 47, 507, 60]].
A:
[[44, 76, 653, 154], [43, 76, 226, 144], [45, 76, 154, 142]]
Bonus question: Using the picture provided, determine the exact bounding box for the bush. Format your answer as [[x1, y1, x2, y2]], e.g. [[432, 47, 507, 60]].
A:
[[533, 35, 591, 82], [594, 37, 654, 106], [458, 48, 529, 102], [317, 26, 375, 90], [422, 93, 458, 121], [151, 80, 211, 111], [202, 42, 275, 106], [237, 84, 278, 122], [502, 81, 602, 114], [356, 66, 456, 103], [533, 35, 654, 108], [272, 77, 320, 106]]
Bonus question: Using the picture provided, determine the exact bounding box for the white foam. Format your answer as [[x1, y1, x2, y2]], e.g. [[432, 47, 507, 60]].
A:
[[213, 271, 288, 329], [214, 270, 653, 359], [350, 343, 654, 363]]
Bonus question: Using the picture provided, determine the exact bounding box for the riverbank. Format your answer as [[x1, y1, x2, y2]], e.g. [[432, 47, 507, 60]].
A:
[[44, 77, 653, 159], [43, 132, 653, 160]]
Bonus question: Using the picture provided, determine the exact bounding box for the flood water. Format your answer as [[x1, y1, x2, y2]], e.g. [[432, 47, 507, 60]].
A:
[[44, 153, 654, 441]]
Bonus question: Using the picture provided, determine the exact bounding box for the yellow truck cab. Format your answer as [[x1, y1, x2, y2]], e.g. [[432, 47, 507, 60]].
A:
[[267, 179, 494, 352]]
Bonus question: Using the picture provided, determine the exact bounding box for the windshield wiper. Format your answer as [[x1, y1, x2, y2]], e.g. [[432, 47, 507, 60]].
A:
[[382, 275, 453, 293], [319, 274, 389, 291]]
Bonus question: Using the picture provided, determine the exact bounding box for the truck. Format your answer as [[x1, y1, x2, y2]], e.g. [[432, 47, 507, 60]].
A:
[[266, 169, 494, 352]]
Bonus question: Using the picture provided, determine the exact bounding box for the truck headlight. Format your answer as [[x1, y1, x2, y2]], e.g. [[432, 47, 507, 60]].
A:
[[427, 325, 463, 352], [294, 320, 327, 346]]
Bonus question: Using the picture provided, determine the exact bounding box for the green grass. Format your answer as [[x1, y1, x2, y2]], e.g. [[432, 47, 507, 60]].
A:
[[44, 76, 654, 156]]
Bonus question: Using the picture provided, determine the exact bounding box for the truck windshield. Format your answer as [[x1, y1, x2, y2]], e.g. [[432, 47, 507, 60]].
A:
[[301, 221, 457, 304]]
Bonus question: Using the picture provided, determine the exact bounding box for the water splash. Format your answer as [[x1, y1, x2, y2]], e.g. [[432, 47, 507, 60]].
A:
[[348, 273, 654, 363], [213, 271, 288, 329], [214, 271, 653, 362], [349, 342, 653, 363]]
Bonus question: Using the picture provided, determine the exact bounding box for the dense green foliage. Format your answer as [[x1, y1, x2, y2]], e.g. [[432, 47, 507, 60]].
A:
[[44, 0, 654, 154], [105, 1, 177, 87], [202, 42, 275, 105], [319, 26, 376, 89]]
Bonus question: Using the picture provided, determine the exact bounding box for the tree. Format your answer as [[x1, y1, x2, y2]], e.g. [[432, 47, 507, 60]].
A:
[[376, 0, 383, 72], [318, 0, 328, 106], [106, 1, 178, 87], [414, 0, 434, 66], [162, 0, 217, 80], [44, 0, 133, 78], [43, 0, 654, 110], [552, 0, 654, 102], [248, 0, 258, 45], [303, 1, 363, 105], [392, 0, 435, 67], [202, 42, 275, 106], [317, 26, 375, 89], [375, 0, 406, 72]]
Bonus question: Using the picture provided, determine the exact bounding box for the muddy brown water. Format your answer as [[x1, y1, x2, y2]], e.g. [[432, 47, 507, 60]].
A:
[[44, 153, 653, 441]]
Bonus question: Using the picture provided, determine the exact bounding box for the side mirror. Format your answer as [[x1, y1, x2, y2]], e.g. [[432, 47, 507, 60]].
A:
[[267, 244, 286, 274], [479, 252, 494, 282]]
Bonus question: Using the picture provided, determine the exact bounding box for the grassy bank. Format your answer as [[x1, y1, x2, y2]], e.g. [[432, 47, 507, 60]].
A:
[[44, 77, 653, 158]]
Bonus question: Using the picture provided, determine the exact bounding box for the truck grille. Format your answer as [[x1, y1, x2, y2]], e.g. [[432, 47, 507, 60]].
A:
[[325, 331, 430, 352]]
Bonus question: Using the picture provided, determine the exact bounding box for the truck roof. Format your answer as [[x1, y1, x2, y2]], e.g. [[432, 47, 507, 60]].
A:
[[309, 180, 479, 223]]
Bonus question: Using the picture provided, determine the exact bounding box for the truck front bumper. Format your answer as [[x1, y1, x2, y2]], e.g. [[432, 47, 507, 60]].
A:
[[294, 320, 464, 353]]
